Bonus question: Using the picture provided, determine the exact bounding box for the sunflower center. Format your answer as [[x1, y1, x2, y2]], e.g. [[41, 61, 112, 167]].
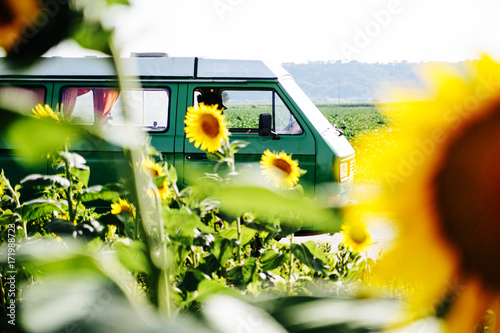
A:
[[350, 225, 368, 244], [0, 1, 15, 25], [200, 114, 220, 138], [434, 101, 500, 289], [272, 158, 292, 175]]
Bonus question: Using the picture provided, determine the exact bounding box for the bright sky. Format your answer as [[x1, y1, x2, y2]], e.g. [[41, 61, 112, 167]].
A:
[[46, 0, 500, 64]]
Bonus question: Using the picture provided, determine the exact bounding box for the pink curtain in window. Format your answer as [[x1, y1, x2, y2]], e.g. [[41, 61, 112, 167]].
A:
[[93, 88, 120, 125], [61, 88, 91, 118], [29, 87, 46, 104]]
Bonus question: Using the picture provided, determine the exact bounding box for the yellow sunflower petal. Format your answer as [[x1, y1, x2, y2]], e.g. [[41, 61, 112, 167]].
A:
[[445, 278, 493, 333]]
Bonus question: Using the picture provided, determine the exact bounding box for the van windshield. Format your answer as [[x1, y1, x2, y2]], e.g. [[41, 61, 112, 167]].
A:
[[280, 77, 335, 135]]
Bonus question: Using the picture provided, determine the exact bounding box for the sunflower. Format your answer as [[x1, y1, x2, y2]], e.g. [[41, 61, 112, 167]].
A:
[[32, 104, 59, 121], [157, 180, 172, 200], [0, 0, 40, 51], [357, 55, 500, 331], [111, 198, 135, 218], [184, 102, 229, 153], [141, 157, 165, 178], [260, 149, 303, 189], [340, 217, 373, 254]]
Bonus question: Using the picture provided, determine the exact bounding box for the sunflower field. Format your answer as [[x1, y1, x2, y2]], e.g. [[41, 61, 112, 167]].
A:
[[1, 1, 500, 333]]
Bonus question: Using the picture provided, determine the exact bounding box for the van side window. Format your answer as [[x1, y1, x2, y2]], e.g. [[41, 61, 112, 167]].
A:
[[193, 89, 302, 135], [61, 87, 169, 131], [0, 86, 46, 107]]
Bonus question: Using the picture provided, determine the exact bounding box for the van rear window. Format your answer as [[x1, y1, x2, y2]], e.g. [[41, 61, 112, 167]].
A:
[[61, 87, 169, 131]]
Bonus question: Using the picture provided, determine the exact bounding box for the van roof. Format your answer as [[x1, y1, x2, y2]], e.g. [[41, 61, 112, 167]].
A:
[[0, 56, 290, 80]]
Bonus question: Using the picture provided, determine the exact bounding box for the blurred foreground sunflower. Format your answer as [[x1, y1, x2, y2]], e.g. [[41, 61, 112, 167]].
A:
[[111, 198, 135, 218], [0, 0, 80, 66], [340, 216, 373, 254], [32, 104, 59, 121], [141, 156, 165, 178], [0, 0, 39, 51], [260, 149, 304, 189], [357, 55, 500, 332], [185, 103, 229, 153]]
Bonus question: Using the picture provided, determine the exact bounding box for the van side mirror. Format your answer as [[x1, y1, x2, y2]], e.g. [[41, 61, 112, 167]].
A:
[[259, 113, 272, 136], [259, 113, 280, 140]]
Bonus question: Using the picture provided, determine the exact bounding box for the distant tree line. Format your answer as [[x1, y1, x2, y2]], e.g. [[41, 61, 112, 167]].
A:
[[283, 60, 470, 103]]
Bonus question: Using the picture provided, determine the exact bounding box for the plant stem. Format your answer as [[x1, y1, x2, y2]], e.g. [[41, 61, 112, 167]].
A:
[[288, 233, 294, 290], [64, 155, 76, 225], [5, 179, 20, 209], [236, 217, 243, 265], [223, 139, 236, 174], [160, 242, 172, 318]]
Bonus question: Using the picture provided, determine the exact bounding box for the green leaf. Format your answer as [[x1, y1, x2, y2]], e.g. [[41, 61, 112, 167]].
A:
[[163, 209, 212, 247], [106, 0, 130, 5], [181, 269, 210, 292], [229, 140, 249, 153], [0, 209, 21, 225], [20, 174, 70, 189], [241, 227, 257, 246], [21, 199, 64, 221], [7, 118, 77, 166], [168, 165, 178, 182], [58, 151, 87, 169], [279, 214, 303, 237], [252, 295, 412, 333], [219, 227, 238, 240], [196, 279, 241, 302], [80, 184, 122, 202], [72, 21, 113, 55], [244, 216, 280, 234], [45, 219, 76, 234], [212, 235, 235, 266], [198, 253, 220, 275], [291, 241, 328, 274], [260, 249, 287, 272], [155, 175, 168, 187], [115, 241, 152, 275], [71, 167, 90, 188], [227, 257, 257, 288], [215, 185, 342, 233]]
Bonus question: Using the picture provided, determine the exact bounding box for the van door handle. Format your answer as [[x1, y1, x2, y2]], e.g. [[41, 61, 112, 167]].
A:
[[186, 155, 207, 160]]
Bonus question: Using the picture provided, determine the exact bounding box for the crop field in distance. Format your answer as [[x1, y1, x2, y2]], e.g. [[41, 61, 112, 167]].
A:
[[225, 103, 389, 141], [316, 104, 388, 141]]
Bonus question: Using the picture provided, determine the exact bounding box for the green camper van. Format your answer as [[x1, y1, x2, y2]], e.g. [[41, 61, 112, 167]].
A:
[[0, 55, 354, 207]]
